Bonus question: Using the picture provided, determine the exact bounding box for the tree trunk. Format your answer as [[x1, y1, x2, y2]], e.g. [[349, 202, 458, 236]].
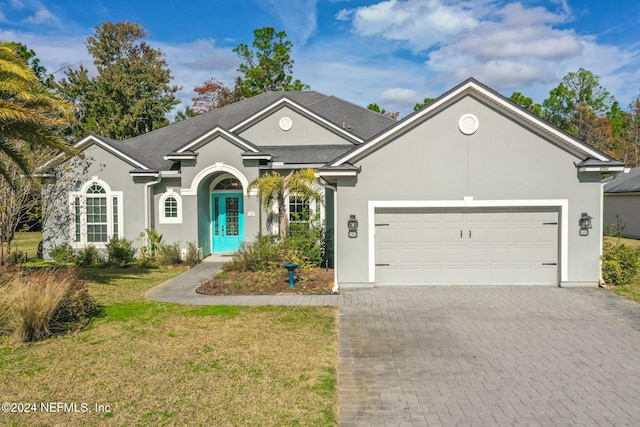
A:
[[278, 194, 287, 239]]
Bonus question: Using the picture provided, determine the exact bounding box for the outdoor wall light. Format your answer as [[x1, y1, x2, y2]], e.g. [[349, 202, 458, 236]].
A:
[[579, 212, 593, 236], [348, 214, 358, 238]]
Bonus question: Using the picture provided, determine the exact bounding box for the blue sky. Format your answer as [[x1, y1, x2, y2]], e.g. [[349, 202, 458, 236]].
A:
[[2, 0, 640, 117]]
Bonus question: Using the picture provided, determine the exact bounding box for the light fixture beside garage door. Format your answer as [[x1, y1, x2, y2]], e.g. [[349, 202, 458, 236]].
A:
[[458, 113, 479, 135], [579, 212, 593, 236]]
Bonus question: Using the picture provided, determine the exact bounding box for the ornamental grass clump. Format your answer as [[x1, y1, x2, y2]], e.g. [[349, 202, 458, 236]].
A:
[[0, 268, 95, 342]]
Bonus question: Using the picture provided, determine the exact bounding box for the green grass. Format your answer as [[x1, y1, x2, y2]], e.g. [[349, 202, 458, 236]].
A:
[[609, 284, 640, 302], [78, 266, 190, 305], [0, 263, 339, 426], [2, 231, 41, 260]]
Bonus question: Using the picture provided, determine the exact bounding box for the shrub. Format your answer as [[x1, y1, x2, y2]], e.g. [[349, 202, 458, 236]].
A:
[[9, 250, 27, 265], [50, 244, 78, 265], [288, 220, 325, 267], [605, 214, 626, 238], [106, 237, 136, 266], [157, 242, 182, 266], [77, 245, 101, 266], [224, 235, 306, 273], [602, 240, 640, 285], [0, 268, 95, 342], [184, 241, 201, 264]]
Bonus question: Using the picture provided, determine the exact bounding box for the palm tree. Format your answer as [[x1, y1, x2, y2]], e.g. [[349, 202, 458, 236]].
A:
[[248, 168, 322, 239], [0, 41, 75, 188]]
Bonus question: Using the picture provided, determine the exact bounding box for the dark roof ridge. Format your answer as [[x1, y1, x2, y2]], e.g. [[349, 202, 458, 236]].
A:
[[323, 95, 397, 124]]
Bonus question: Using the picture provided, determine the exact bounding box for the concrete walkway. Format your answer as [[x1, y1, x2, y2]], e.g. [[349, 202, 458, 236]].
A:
[[146, 266, 640, 426], [144, 255, 344, 306]]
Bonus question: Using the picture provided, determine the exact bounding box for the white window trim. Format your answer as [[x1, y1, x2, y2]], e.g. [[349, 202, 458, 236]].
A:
[[286, 191, 324, 227], [159, 189, 183, 224], [69, 177, 123, 248]]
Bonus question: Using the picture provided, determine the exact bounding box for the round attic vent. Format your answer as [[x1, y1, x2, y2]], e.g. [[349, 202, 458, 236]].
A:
[[279, 117, 293, 131], [458, 114, 479, 135]]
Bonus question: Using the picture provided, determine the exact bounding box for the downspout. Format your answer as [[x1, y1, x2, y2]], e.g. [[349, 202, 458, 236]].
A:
[[144, 175, 161, 231], [599, 181, 606, 286], [318, 177, 338, 288]]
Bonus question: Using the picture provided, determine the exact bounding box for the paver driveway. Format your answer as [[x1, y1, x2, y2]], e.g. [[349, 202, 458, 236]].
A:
[[338, 286, 640, 426], [147, 266, 640, 426]]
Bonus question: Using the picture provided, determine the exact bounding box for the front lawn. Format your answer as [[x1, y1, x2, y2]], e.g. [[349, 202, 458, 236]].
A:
[[1, 231, 41, 261], [0, 266, 338, 426]]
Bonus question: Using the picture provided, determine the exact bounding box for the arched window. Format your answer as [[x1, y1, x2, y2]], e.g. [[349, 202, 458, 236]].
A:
[[165, 197, 178, 218], [214, 177, 242, 190], [159, 190, 182, 224], [85, 184, 108, 242], [70, 178, 123, 246]]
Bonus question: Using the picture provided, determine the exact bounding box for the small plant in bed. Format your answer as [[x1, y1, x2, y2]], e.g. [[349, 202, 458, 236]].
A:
[[197, 235, 334, 295]]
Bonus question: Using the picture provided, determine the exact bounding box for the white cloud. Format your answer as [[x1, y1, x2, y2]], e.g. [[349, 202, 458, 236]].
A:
[[341, 0, 639, 100], [252, 0, 319, 45], [349, 0, 479, 50], [0, 29, 91, 76], [24, 8, 55, 25], [294, 45, 429, 116], [379, 87, 422, 112], [157, 39, 241, 111]]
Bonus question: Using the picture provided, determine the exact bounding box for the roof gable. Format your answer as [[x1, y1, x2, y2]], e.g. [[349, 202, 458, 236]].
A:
[[230, 96, 366, 144], [329, 78, 620, 169], [175, 126, 260, 154], [75, 134, 151, 170], [83, 90, 394, 171]]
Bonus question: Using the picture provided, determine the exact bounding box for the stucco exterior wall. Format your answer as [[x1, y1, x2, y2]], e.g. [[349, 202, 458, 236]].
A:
[[177, 135, 261, 255], [239, 106, 350, 146], [334, 95, 603, 287], [604, 194, 640, 238], [42, 145, 147, 259]]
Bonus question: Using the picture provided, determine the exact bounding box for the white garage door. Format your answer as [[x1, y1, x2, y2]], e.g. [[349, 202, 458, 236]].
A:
[[375, 208, 559, 285]]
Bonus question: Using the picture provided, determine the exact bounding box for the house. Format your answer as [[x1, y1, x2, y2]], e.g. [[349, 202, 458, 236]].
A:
[[604, 167, 640, 238], [43, 78, 624, 287]]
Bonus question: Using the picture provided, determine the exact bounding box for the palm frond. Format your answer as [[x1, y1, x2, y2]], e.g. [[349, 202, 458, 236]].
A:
[[286, 168, 322, 203]]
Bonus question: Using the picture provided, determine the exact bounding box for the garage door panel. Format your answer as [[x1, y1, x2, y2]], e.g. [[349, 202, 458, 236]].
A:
[[375, 208, 559, 286]]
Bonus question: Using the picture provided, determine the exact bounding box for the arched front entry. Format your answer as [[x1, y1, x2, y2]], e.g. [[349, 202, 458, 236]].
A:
[[185, 163, 250, 256], [210, 175, 244, 253]]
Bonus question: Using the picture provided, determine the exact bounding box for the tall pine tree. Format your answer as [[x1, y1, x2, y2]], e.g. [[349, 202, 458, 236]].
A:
[[58, 22, 180, 140]]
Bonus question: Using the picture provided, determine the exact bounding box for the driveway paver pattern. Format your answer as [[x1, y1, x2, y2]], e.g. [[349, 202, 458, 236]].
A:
[[338, 286, 640, 426], [146, 265, 640, 426]]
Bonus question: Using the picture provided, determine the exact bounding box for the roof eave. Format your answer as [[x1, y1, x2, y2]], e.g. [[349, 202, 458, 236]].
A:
[[578, 165, 626, 173], [164, 152, 198, 161], [129, 169, 159, 177], [241, 153, 273, 160]]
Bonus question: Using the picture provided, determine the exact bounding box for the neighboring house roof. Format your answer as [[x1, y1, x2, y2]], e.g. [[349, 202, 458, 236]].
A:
[[326, 78, 624, 171], [605, 167, 640, 193], [74, 90, 396, 172]]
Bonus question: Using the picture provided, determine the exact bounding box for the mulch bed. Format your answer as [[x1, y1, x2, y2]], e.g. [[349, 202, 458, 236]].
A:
[[196, 267, 335, 295]]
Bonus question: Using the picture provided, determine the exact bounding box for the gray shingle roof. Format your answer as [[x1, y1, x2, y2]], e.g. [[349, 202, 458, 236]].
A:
[[256, 145, 354, 164], [104, 91, 395, 171], [605, 167, 640, 193]]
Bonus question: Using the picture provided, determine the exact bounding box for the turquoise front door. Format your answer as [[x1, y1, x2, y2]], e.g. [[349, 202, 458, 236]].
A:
[[212, 193, 244, 252]]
